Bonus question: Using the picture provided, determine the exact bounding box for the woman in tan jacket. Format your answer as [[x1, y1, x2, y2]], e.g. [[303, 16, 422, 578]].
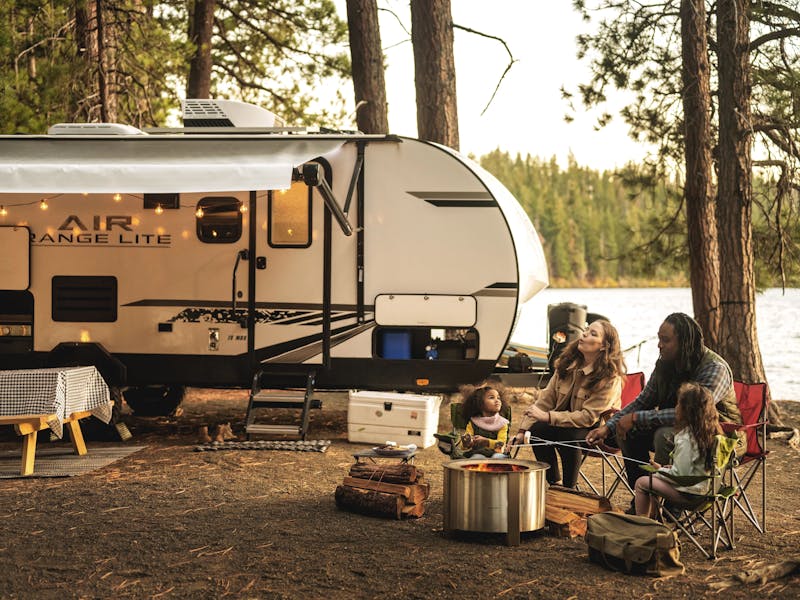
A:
[[513, 319, 625, 488]]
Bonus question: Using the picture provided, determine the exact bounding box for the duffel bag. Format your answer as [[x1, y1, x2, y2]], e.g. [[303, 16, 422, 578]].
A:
[[585, 512, 685, 576]]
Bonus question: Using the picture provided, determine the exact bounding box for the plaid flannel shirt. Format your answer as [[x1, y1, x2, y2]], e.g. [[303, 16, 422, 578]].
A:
[[606, 355, 733, 435]]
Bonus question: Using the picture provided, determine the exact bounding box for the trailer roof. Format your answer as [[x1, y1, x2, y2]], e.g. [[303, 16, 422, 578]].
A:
[[0, 133, 388, 194]]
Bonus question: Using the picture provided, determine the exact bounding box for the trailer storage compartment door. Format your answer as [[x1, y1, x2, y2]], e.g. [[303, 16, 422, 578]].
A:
[[375, 294, 476, 327], [0, 226, 30, 290]]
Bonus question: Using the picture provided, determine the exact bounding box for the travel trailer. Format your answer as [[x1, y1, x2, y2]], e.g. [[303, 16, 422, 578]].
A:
[[0, 100, 548, 422]]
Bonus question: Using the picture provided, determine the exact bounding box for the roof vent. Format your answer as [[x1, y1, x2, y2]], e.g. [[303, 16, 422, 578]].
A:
[[182, 99, 286, 128], [48, 123, 146, 136]]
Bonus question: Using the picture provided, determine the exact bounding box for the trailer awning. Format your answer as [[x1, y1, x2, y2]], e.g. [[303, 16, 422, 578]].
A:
[[0, 136, 347, 193]]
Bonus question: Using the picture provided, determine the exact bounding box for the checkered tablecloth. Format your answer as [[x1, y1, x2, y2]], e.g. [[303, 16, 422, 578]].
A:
[[0, 366, 112, 438]]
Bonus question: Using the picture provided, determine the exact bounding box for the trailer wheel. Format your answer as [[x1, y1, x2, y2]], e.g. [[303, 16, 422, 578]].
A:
[[124, 385, 185, 416]]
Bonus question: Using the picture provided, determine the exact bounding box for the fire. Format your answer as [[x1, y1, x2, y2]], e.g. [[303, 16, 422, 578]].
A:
[[463, 463, 528, 473]]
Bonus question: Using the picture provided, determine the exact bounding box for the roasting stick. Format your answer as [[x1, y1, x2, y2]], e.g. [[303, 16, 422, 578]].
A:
[[510, 435, 651, 466]]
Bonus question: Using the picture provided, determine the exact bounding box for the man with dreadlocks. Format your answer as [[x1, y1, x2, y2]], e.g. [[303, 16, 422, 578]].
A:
[[586, 312, 742, 511]]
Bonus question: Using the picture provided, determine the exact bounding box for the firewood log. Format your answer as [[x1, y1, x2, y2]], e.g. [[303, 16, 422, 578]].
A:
[[545, 504, 586, 538], [348, 463, 421, 484], [342, 477, 429, 504], [335, 485, 403, 519], [546, 485, 612, 516]]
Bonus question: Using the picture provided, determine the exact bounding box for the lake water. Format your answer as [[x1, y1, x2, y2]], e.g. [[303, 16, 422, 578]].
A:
[[512, 287, 800, 401]]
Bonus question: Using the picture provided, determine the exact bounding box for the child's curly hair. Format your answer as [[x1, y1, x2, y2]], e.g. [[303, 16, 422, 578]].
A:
[[675, 382, 723, 469], [459, 383, 509, 422]]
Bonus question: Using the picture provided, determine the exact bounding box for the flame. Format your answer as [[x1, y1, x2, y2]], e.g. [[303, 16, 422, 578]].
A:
[[463, 463, 528, 473]]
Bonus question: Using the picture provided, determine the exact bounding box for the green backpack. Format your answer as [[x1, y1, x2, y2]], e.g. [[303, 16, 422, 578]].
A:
[[585, 512, 685, 576]]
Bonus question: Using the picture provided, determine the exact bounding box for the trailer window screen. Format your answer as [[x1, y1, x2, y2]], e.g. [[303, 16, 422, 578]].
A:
[[269, 182, 311, 247], [52, 276, 117, 322], [196, 197, 242, 243]]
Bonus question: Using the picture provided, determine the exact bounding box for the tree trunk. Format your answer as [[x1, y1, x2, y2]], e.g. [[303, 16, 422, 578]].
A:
[[410, 0, 459, 150], [346, 0, 388, 133], [680, 0, 720, 350], [716, 1, 774, 417], [187, 0, 216, 99]]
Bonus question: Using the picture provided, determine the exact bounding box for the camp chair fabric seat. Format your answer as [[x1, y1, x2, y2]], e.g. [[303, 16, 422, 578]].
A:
[[578, 372, 645, 499], [644, 433, 739, 560], [721, 381, 769, 533]]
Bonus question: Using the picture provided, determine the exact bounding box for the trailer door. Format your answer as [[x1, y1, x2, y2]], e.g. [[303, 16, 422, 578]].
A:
[[250, 176, 327, 367]]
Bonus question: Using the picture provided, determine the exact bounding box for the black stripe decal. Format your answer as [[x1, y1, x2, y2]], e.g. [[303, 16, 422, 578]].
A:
[[424, 199, 498, 207], [487, 282, 518, 289], [124, 299, 375, 311]]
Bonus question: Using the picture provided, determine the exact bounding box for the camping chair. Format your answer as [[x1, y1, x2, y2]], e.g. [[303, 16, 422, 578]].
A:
[[644, 433, 739, 560], [721, 381, 769, 533], [434, 402, 512, 458], [578, 371, 645, 499]]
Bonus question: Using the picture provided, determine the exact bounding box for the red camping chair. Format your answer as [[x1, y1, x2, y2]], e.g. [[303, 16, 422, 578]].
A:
[[578, 372, 645, 498], [721, 381, 769, 533]]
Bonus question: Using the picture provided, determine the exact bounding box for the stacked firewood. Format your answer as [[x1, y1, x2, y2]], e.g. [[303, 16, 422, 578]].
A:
[[335, 462, 429, 520], [545, 485, 615, 538]]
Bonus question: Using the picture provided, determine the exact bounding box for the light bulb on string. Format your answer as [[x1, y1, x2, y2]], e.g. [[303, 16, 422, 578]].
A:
[[0, 206, 7, 216], [39, 199, 48, 210], [239, 203, 248, 213], [195, 207, 204, 218], [113, 193, 122, 202], [154, 204, 164, 215]]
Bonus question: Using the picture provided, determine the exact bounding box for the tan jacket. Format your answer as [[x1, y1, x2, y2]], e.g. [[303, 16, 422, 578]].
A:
[[519, 364, 622, 429]]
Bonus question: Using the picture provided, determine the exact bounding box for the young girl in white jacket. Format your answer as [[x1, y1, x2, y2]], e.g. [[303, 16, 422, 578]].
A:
[[634, 381, 723, 517]]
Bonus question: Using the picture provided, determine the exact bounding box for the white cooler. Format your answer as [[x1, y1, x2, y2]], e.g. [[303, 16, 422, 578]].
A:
[[347, 390, 442, 448]]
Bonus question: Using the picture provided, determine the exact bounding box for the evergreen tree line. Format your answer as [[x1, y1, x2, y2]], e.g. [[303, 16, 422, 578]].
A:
[[479, 149, 800, 288]]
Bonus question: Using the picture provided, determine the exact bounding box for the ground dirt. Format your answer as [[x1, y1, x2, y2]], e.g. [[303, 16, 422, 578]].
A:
[[1, 389, 798, 599]]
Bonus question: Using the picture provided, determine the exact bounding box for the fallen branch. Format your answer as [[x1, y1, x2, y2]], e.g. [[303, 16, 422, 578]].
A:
[[708, 558, 800, 590]]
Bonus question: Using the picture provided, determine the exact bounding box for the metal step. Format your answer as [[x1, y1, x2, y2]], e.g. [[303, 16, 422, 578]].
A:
[[252, 390, 306, 404], [245, 423, 302, 436]]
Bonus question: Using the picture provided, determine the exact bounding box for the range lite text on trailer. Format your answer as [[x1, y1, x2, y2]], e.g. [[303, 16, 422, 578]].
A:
[[0, 100, 549, 418]]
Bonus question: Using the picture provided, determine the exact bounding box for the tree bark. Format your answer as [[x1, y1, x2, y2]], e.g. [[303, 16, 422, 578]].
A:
[[187, 0, 216, 99], [680, 0, 720, 350], [346, 0, 388, 133], [410, 0, 459, 150], [716, 1, 772, 410]]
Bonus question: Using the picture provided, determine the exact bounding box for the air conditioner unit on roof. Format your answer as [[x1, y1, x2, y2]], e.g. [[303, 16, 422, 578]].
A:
[[182, 99, 286, 128], [48, 123, 146, 136]]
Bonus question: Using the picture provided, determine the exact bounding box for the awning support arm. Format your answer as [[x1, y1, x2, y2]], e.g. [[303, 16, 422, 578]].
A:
[[300, 164, 353, 236], [343, 146, 364, 218]]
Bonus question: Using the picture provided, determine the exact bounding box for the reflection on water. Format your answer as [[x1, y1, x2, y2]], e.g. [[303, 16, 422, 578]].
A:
[[513, 288, 800, 401]]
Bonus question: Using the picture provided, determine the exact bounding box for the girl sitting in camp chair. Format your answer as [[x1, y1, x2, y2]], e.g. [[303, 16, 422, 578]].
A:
[[634, 382, 724, 517], [460, 385, 511, 458]]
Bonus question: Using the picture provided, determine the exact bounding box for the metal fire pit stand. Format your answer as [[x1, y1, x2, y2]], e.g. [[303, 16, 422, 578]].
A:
[[443, 465, 524, 546]]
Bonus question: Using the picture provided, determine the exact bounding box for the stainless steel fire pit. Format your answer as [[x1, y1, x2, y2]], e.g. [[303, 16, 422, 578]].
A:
[[442, 458, 549, 546]]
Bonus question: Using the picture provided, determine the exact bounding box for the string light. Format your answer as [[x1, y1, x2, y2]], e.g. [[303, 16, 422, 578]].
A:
[[195, 207, 204, 218], [39, 199, 48, 210], [239, 203, 248, 213], [113, 193, 122, 202], [0, 206, 7, 216], [154, 203, 164, 215]]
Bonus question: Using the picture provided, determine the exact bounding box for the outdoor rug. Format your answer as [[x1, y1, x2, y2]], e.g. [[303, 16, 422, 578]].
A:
[[0, 445, 146, 478], [193, 439, 331, 452]]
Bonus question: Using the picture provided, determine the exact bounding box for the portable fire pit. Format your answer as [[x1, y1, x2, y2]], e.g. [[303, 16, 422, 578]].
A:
[[442, 458, 549, 546]]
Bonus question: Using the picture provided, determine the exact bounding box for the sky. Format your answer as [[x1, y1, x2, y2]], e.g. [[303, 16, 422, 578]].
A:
[[332, 0, 650, 171]]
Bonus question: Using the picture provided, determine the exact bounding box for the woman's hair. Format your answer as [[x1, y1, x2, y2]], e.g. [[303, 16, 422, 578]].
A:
[[554, 319, 626, 389], [460, 384, 508, 421], [675, 382, 722, 469]]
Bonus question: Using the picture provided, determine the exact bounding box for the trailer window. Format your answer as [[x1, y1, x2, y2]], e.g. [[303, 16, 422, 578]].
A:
[[196, 197, 242, 243], [52, 276, 117, 322], [269, 182, 311, 247]]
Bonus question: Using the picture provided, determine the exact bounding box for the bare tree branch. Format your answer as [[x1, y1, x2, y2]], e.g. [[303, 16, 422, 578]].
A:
[[453, 23, 517, 115]]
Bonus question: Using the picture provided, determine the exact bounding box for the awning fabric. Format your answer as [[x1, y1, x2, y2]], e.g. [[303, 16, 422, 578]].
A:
[[0, 135, 347, 193]]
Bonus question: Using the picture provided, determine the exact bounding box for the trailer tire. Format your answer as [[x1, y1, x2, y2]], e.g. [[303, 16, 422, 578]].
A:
[[124, 385, 185, 416]]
